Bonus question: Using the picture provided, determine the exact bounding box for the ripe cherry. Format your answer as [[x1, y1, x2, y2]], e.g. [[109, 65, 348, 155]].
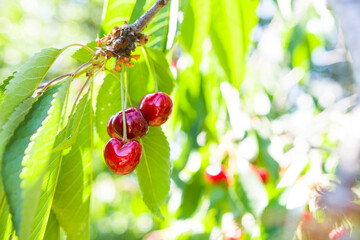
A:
[[139, 92, 173, 126], [104, 138, 142, 175], [204, 165, 228, 184], [112, 107, 149, 139], [107, 115, 120, 139], [329, 226, 347, 240], [302, 210, 312, 222], [224, 226, 245, 240]]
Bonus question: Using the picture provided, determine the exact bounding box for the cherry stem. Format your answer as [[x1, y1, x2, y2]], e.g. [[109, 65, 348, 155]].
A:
[[67, 74, 92, 125], [120, 68, 128, 141], [125, 67, 133, 107], [37, 73, 72, 91], [141, 47, 158, 92], [123, 66, 128, 110], [63, 43, 96, 55], [64, 65, 102, 139], [105, 70, 133, 107], [37, 61, 93, 91], [61, 81, 71, 128]]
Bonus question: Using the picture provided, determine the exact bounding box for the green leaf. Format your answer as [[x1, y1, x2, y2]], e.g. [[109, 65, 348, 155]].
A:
[[143, 47, 175, 95], [0, 195, 13, 240], [43, 211, 60, 240], [143, 0, 170, 51], [0, 97, 37, 156], [177, 172, 203, 219], [136, 127, 171, 219], [234, 167, 269, 219], [52, 101, 92, 239], [0, 75, 14, 106], [52, 91, 90, 152], [261, 191, 288, 240], [257, 133, 279, 181], [127, 60, 150, 104], [1, 84, 68, 238], [26, 88, 88, 239], [100, 0, 136, 35], [209, 0, 259, 87], [95, 74, 122, 142], [19, 79, 70, 239], [180, 0, 211, 63], [26, 150, 62, 240], [129, 0, 146, 24], [0, 96, 35, 240], [0, 75, 13, 91], [0, 48, 62, 127], [72, 42, 97, 63]]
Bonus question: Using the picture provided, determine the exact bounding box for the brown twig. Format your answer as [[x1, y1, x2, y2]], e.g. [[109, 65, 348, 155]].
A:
[[37, 73, 71, 90], [37, 61, 93, 91], [130, 0, 171, 33]]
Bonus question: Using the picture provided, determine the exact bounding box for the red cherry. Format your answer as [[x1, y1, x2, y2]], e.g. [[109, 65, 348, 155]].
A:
[[107, 115, 120, 139], [139, 92, 173, 126], [204, 165, 228, 184], [112, 107, 149, 139], [257, 169, 269, 184], [250, 165, 269, 184], [302, 210, 312, 222], [104, 138, 142, 175], [224, 226, 245, 240], [329, 226, 347, 240]]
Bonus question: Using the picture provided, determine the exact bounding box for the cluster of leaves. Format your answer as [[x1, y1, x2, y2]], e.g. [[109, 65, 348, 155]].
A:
[[0, 0, 176, 239]]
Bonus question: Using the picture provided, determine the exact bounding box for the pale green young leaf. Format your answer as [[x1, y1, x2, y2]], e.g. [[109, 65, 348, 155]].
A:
[[209, 0, 259, 87], [19, 79, 70, 239], [100, 0, 136, 35], [136, 127, 171, 219], [1, 85, 63, 236], [52, 102, 92, 240], [95, 74, 122, 142], [0, 48, 62, 127], [43, 211, 60, 240]]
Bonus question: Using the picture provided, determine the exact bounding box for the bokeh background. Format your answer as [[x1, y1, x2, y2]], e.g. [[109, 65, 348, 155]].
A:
[[1, 0, 360, 239]]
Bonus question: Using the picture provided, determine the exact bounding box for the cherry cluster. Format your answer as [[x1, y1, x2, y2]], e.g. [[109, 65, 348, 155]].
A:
[[104, 92, 173, 175]]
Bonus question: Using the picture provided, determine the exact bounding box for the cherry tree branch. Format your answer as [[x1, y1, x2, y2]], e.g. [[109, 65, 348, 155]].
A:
[[130, 0, 171, 33]]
